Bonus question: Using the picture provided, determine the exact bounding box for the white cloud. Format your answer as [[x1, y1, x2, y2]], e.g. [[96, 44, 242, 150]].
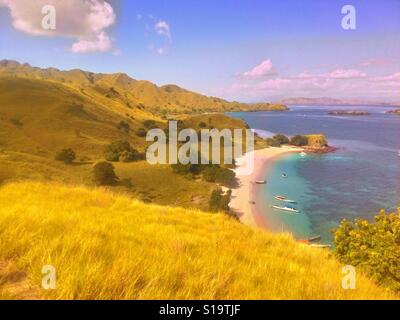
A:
[[0, 0, 116, 53], [227, 66, 400, 102], [243, 59, 275, 78], [154, 20, 171, 41]]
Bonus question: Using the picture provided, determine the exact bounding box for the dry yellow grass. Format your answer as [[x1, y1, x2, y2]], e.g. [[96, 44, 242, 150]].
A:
[[0, 182, 397, 300]]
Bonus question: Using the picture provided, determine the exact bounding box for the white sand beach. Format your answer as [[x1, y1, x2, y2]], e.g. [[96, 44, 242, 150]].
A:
[[230, 146, 304, 229]]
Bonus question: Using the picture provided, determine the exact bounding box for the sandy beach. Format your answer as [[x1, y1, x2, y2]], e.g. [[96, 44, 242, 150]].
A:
[[230, 146, 304, 229]]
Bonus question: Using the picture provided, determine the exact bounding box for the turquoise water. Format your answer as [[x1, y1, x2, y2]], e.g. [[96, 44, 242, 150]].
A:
[[229, 106, 400, 242]]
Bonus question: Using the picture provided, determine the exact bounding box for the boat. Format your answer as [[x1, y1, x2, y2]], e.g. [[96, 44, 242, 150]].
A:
[[308, 235, 322, 242], [255, 180, 267, 185], [274, 195, 297, 204], [300, 152, 307, 157], [271, 205, 300, 213], [282, 173, 288, 178]]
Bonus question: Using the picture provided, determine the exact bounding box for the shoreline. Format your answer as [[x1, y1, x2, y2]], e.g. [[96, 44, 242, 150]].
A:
[[230, 146, 303, 230]]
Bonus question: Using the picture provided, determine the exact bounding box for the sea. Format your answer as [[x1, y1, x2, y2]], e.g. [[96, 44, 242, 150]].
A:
[[229, 105, 400, 243]]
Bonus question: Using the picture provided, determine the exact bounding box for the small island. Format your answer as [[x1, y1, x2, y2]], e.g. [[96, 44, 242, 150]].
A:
[[386, 109, 400, 115], [328, 110, 371, 116]]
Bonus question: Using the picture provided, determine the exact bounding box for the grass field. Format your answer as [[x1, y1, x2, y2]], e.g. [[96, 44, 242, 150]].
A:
[[0, 182, 397, 300]]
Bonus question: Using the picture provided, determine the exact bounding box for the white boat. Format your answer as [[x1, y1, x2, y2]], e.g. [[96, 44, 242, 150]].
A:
[[271, 205, 300, 213], [255, 180, 267, 185], [300, 152, 307, 157], [274, 195, 297, 204]]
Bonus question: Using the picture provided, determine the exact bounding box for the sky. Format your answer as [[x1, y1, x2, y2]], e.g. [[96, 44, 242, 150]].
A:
[[0, 0, 399, 103]]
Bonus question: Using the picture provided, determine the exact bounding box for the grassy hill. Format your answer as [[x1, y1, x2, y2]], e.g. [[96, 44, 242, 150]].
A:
[[0, 182, 396, 300], [0, 60, 288, 115], [0, 60, 277, 211]]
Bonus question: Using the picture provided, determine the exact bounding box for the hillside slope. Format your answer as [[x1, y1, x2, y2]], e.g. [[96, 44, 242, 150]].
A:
[[0, 182, 396, 300], [0, 60, 288, 115]]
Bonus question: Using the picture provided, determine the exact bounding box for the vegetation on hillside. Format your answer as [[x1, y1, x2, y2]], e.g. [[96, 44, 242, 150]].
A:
[[334, 210, 400, 292], [0, 182, 396, 300]]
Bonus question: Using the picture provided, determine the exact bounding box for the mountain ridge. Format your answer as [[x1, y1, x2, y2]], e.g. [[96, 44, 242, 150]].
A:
[[0, 60, 288, 114]]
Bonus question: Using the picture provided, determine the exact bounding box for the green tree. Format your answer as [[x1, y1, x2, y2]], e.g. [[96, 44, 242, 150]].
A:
[[55, 148, 76, 164], [104, 141, 140, 162], [136, 128, 147, 138], [209, 188, 232, 213], [117, 120, 130, 133], [334, 210, 400, 292], [290, 135, 308, 146], [265, 138, 281, 147], [93, 162, 119, 186], [273, 134, 290, 145]]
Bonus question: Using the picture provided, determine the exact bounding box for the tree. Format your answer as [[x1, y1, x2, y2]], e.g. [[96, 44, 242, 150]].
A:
[[209, 188, 232, 213], [143, 120, 157, 129], [203, 165, 236, 187], [93, 162, 119, 186], [55, 148, 76, 164], [104, 141, 140, 162], [136, 128, 147, 138], [273, 134, 290, 145], [290, 135, 308, 146], [265, 137, 281, 147], [334, 210, 400, 292], [117, 120, 130, 133], [198, 121, 207, 129]]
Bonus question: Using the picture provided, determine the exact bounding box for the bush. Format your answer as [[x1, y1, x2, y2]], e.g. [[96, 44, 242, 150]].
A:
[[273, 134, 290, 145], [93, 162, 119, 186], [171, 163, 202, 176], [55, 148, 76, 164], [290, 135, 308, 146], [203, 165, 236, 186], [136, 128, 147, 138], [265, 138, 282, 147], [209, 188, 232, 213], [143, 120, 157, 129], [117, 121, 130, 133], [10, 118, 23, 127], [334, 210, 400, 292], [104, 141, 140, 162]]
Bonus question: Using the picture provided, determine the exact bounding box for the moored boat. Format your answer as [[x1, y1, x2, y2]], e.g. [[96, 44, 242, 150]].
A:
[[271, 205, 300, 213], [274, 195, 297, 204], [255, 180, 267, 185]]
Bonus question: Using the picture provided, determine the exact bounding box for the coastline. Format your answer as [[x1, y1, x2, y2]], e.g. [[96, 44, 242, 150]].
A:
[[230, 146, 303, 229]]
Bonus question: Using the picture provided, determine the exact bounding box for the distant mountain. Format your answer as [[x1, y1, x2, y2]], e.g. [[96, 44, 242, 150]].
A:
[[0, 60, 288, 115], [278, 97, 399, 107]]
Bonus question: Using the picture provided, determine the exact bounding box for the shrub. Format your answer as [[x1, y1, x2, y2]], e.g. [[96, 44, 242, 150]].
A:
[[171, 163, 202, 176], [273, 134, 290, 145], [199, 121, 207, 129], [209, 188, 232, 213], [117, 120, 130, 133], [55, 148, 76, 164], [143, 120, 157, 129], [136, 128, 147, 138], [93, 162, 119, 186], [10, 118, 23, 127], [334, 210, 400, 292], [203, 165, 236, 186], [104, 141, 140, 162], [290, 135, 308, 146], [265, 137, 281, 147]]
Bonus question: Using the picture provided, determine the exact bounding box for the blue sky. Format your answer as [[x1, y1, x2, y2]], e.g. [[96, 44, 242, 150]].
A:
[[1, 0, 399, 102]]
